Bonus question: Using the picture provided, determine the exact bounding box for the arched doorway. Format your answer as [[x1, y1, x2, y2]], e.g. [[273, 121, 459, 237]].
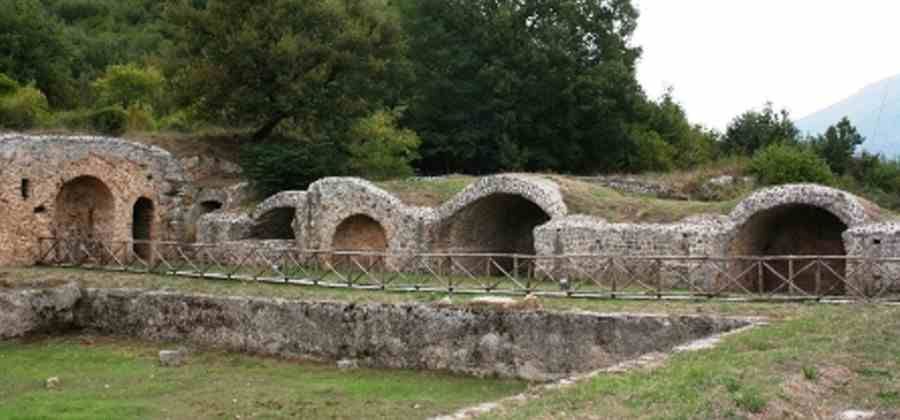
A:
[[731, 204, 848, 295], [132, 197, 154, 260], [438, 193, 551, 273], [54, 176, 115, 241]]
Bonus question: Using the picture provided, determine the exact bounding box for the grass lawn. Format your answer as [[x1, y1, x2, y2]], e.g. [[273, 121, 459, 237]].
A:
[[486, 304, 900, 419], [0, 335, 526, 420]]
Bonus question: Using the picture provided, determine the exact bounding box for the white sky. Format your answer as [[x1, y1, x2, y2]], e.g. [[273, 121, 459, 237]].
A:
[[633, 0, 900, 130]]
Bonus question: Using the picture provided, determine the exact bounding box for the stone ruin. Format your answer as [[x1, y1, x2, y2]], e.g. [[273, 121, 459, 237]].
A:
[[1, 133, 899, 292]]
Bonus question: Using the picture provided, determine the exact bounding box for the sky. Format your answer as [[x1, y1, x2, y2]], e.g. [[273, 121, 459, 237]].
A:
[[632, 0, 900, 130]]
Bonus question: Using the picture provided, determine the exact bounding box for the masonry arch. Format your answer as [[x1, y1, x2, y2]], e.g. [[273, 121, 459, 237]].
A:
[[132, 197, 154, 260], [438, 193, 551, 256], [54, 175, 115, 241], [332, 214, 388, 252], [730, 203, 848, 295], [250, 207, 296, 240], [199, 200, 223, 214]]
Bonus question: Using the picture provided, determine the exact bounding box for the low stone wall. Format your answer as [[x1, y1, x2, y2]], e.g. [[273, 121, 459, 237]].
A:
[[1, 284, 750, 381], [0, 281, 81, 339]]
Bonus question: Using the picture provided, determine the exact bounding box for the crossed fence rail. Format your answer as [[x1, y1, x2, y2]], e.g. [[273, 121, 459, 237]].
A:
[[36, 237, 900, 302]]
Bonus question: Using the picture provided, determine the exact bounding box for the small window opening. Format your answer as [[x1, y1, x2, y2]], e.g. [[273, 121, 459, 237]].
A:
[[34, 205, 46, 214], [873, 238, 882, 245], [20, 179, 30, 200]]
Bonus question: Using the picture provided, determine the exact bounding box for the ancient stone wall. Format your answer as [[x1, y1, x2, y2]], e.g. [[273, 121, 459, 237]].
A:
[[0, 134, 188, 265], [73, 288, 747, 380]]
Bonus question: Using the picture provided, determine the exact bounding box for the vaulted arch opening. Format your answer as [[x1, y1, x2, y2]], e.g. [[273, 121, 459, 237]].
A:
[[132, 197, 154, 260], [731, 204, 848, 295], [54, 176, 115, 241], [332, 214, 388, 252], [250, 208, 296, 240], [438, 193, 551, 273]]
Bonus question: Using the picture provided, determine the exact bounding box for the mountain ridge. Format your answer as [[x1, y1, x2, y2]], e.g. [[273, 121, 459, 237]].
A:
[[797, 73, 900, 157]]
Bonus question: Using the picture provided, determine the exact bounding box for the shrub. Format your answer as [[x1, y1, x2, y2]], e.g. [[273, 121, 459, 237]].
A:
[[158, 110, 195, 133], [630, 126, 676, 172], [126, 103, 156, 132], [0, 85, 49, 129], [92, 63, 165, 109], [241, 139, 347, 197], [88, 106, 128, 136], [750, 143, 834, 186], [0, 73, 20, 97], [346, 110, 421, 180]]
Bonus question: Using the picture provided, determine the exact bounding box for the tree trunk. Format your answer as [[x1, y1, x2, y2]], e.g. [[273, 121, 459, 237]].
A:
[[251, 115, 287, 143]]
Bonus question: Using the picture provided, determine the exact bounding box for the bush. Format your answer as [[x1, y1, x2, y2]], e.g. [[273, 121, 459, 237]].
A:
[[0, 73, 20, 97], [92, 63, 165, 109], [125, 103, 156, 132], [750, 143, 834, 186], [158, 110, 195, 133], [241, 139, 347, 197], [346, 110, 421, 180], [630, 126, 676, 172], [88, 106, 128, 136], [0, 85, 49, 129]]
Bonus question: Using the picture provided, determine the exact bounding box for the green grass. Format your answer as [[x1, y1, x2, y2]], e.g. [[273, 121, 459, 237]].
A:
[[484, 304, 900, 419], [0, 335, 526, 420], [376, 175, 477, 207]]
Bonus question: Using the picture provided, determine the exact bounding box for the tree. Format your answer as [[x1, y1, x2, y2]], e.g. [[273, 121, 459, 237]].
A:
[[812, 117, 864, 175], [165, 0, 409, 142], [93, 63, 165, 109], [347, 110, 421, 180], [723, 103, 799, 155], [0, 0, 74, 107], [400, 0, 645, 174], [749, 143, 833, 186]]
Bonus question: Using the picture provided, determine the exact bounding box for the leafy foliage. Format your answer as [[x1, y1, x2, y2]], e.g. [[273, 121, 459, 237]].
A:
[[0, 84, 50, 129], [347, 110, 421, 180], [88, 106, 128, 136], [0, 0, 74, 107], [750, 143, 834, 186], [400, 0, 645, 174], [723, 103, 799, 155], [165, 0, 409, 142], [0, 73, 20, 96], [811, 117, 865, 175], [93, 64, 165, 109], [240, 140, 347, 196]]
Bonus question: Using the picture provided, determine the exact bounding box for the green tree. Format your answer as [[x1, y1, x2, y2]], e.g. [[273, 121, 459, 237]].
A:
[[642, 89, 718, 169], [0, 0, 74, 107], [723, 103, 799, 155], [93, 63, 165, 109], [347, 110, 421, 180], [812, 117, 864, 176], [750, 143, 833, 186], [400, 0, 644, 174], [165, 0, 409, 142]]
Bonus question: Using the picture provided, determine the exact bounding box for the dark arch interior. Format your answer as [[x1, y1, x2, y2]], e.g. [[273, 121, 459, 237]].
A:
[[250, 207, 296, 240], [132, 197, 154, 260], [438, 194, 551, 273], [200, 200, 223, 214], [54, 176, 115, 241], [732, 204, 848, 295], [332, 214, 387, 252]]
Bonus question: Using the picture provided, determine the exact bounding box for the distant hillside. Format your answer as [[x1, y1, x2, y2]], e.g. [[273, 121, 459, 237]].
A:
[[797, 73, 900, 157]]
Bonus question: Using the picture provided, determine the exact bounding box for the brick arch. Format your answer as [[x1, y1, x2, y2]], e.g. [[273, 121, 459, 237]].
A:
[[53, 175, 116, 241], [436, 193, 552, 256], [730, 184, 869, 229]]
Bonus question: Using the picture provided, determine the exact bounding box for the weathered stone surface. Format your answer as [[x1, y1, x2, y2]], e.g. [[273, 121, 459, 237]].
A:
[[0, 133, 189, 265], [73, 288, 749, 380], [159, 349, 188, 367], [0, 281, 80, 339]]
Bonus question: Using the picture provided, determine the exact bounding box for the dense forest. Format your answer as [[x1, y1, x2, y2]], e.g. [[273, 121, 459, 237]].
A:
[[1, 0, 899, 207]]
